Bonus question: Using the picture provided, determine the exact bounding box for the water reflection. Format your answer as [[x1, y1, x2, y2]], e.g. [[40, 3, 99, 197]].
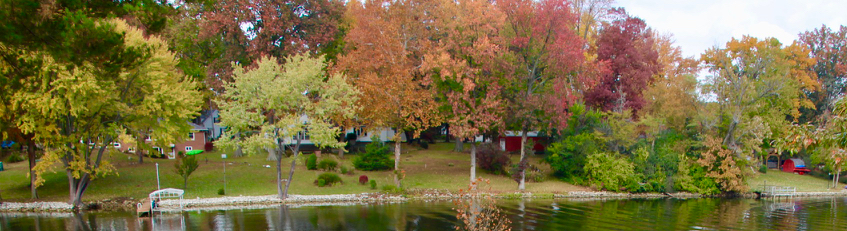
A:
[[2, 197, 847, 230]]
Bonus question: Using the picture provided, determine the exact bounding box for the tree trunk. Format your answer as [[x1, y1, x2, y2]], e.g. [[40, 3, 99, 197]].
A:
[[138, 151, 143, 164], [267, 147, 278, 161], [454, 138, 463, 152], [282, 138, 302, 200], [184, 177, 188, 189], [234, 145, 244, 158], [470, 142, 476, 188], [338, 134, 345, 159], [519, 127, 528, 191], [27, 141, 38, 199], [394, 131, 403, 188]]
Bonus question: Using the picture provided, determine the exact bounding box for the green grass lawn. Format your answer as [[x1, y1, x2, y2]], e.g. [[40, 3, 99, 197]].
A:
[[748, 170, 847, 192], [0, 143, 587, 203]]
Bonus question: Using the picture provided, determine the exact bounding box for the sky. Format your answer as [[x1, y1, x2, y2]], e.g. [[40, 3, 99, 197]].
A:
[[615, 0, 847, 58]]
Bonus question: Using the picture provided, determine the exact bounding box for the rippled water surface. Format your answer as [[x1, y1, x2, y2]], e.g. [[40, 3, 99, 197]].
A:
[[3, 197, 847, 230]]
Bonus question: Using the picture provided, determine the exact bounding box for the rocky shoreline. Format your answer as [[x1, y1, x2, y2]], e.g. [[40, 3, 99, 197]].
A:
[[2, 190, 846, 212]]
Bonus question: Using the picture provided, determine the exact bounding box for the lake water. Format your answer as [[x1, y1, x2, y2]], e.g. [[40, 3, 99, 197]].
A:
[[2, 197, 847, 230]]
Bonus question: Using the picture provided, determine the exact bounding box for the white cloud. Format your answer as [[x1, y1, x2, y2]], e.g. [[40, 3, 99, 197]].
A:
[[616, 0, 847, 57]]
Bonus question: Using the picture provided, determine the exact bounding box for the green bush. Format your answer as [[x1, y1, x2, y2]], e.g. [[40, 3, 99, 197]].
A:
[[6, 152, 25, 163], [673, 160, 720, 195], [381, 185, 402, 193], [315, 172, 342, 187], [584, 152, 639, 192], [370, 179, 377, 189], [353, 137, 393, 171], [306, 154, 318, 170], [341, 165, 354, 175], [318, 159, 338, 171], [218, 188, 225, 195], [544, 132, 604, 181], [758, 164, 767, 173]]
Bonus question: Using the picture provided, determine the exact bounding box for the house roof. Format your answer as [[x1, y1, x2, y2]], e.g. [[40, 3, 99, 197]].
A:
[[189, 122, 208, 131]]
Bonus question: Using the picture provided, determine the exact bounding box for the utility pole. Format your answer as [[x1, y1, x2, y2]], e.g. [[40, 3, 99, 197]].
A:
[[222, 154, 227, 195], [156, 163, 161, 190]]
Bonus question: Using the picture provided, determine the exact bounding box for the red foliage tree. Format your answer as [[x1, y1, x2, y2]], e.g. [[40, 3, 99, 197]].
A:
[[197, 0, 345, 90], [497, 0, 592, 190], [585, 8, 659, 114]]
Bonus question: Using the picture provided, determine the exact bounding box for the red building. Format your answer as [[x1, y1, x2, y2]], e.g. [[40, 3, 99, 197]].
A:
[[782, 158, 811, 175], [498, 131, 546, 153]]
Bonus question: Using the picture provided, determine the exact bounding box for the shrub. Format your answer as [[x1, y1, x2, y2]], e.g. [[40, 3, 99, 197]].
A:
[[306, 154, 318, 170], [584, 152, 639, 192], [510, 158, 528, 183], [419, 141, 429, 149], [6, 152, 25, 163], [359, 175, 369, 185], [476, 143, 511, 175], [315, 172, 342, 187], [381, 185, 402, 193], [218, 188, 225, 195], [544, 132, 604, 180], [341, 165, 353, 175], [370, 179, 377, 189], [758, 164, 767, 173], [353, 137, 393, 171], [318, 159, 338, 171]]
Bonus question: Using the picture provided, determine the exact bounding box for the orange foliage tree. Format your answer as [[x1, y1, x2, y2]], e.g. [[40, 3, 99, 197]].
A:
[[337, 0, 443, 188]]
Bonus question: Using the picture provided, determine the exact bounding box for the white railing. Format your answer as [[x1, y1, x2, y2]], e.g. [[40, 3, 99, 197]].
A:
[[763, 186, 796, 198]]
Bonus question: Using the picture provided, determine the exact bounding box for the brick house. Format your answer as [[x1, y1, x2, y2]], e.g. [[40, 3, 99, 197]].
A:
[[116, 122, 208, 159]]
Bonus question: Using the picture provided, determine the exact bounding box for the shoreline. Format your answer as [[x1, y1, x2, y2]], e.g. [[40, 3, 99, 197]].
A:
[[2, 190, 847, 213]]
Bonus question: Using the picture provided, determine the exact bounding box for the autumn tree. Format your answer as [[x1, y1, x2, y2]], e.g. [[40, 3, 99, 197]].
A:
[[642, 32, 700, 130], [497, 0, 590, 190], [13, 19, 202, 208], [701, 36, 817, 192], [572, 0, 614, 44], [196, 0, 346, 91], [798, 25, 847, 123], [702, 36, 818, 155], [1, 0, 180, 200], [585, 8, 660, 114], [424, 0, 506, 184], [216, 54, 358, 200], [337, 0, 443, 188]]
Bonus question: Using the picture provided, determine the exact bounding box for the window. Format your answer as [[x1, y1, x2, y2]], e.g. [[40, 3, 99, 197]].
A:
[[185, 146, 193, 151], [128, 147, 135, 153], [145, 136, 152, 141], [113, 143, 121, 149], [189, 133, 195, 141]]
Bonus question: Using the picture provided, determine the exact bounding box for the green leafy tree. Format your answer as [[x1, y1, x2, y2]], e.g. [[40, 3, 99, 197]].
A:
[[14, 19, 202, 208], [174, 154, 200, 189], [216, 54, 359, 200], [701, 36, 817, 180]]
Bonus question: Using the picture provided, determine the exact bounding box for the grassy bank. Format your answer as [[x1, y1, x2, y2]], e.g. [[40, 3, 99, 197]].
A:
[[749, 170, 846, 192], [0, 143, 586, 203]]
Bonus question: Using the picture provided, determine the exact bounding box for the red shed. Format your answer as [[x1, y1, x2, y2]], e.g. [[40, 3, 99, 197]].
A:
[[498, 131, 546, 153], [782, 158, 811, 175]]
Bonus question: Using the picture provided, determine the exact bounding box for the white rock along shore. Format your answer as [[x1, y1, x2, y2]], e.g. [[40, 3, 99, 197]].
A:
[[3, 190, 847, 212]]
